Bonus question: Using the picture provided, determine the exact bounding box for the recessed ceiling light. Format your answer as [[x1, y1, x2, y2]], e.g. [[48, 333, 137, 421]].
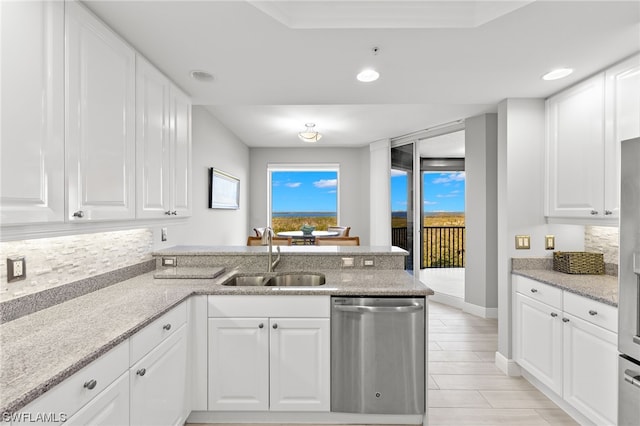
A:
[[542, 68, 573, 81], [357, 69, 380, 82], [190, 70, 214, 82]]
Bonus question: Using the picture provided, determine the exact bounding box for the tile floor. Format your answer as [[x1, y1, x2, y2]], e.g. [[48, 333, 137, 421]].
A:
[[188, 301, 578, 426]]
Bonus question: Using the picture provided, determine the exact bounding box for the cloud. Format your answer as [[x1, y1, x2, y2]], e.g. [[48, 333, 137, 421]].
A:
[[424, 200, 438, 205], [432, 172, 465, 185], [285, 182, 302, 188], [391, 169, 407, 177], [328, 190, 337, 194], [313, 179, 337, 188]]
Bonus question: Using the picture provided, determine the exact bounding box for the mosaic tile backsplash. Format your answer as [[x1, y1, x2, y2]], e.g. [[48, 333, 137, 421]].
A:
[[0, 229, 154, 301], [584, 226, 619, 265]]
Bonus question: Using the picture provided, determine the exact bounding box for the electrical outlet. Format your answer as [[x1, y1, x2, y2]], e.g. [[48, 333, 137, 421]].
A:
[[161, 227, 168, 242], [545, 235, 555, 250], [342, 258, 354, 267], [7, 257, 26, 282], [161, 256, 177, 267], [364, 259, 375, 267]]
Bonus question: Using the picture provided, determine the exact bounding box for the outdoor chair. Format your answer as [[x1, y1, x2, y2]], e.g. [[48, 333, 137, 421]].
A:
[[247, 236, 292, 246]]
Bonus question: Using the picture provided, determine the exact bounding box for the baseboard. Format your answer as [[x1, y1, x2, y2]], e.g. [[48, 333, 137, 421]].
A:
[[462, 302, 498, 319], [494, 351, 521, 376], [429, 292, 465, 310]]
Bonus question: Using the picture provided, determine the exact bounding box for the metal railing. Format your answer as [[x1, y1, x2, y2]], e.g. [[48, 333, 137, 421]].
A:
[[391, 226, 466, 269]]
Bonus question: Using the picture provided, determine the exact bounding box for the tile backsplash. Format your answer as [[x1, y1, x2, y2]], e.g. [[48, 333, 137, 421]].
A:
[[585, 226, 619, 265], [0, 229, 153, 301]]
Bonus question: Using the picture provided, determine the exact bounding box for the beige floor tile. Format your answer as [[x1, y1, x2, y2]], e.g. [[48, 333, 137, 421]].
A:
[[429, 408, 552, 425], [437, 340, 498, 351], [429, 350, 482, 362], [429, 361, 502, 375], [432, 374, 535, 390], [473, 351, 496, 361], [480, 391, 558, 409], [429, 374, 440, 389], [429, 390, 492, 408], [535, 408, 580, 425]]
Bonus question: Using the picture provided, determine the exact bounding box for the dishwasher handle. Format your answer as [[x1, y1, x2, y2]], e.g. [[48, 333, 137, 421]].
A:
[[334, 303, 423, 313]]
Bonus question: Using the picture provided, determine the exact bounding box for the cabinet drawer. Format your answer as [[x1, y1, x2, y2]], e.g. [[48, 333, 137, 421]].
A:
[[514, 275, 563, 310], [563, 291, 617, 333], [130, 301, 186, 365], [208, 295, 330, 318], [21, 340, 129, 424]]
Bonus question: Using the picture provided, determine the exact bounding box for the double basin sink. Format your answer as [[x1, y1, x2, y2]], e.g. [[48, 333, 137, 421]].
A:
[[222, 272, 326, 287]]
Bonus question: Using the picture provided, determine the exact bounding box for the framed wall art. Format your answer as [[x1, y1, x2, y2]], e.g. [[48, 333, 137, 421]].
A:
[[208, 168, 240, 209]]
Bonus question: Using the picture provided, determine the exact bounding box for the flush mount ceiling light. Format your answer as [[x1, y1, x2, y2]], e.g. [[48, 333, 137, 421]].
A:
[[298, 123, 322, 143], [357, 46, 380, 82], [190, 70, 214, 82], [542, 68, 573, 81]]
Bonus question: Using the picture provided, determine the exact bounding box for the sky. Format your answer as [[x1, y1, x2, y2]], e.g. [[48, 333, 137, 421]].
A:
[[391, 170, 465, 213], [271, 171, 338, 212]]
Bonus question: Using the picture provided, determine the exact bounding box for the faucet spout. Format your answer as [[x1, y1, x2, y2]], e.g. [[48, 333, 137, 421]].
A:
[[261, 227, 280, 272]]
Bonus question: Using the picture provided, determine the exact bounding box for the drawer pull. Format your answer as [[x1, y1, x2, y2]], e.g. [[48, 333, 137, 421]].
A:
[[163, 323, 172, 331], [530, 288, 538, 293], [258, 323, 264, 329], [137, 368, 146, 377], [605, 210, 613, 216], [83, 379, 97, 390], [590, 210, 598, 215], [272, 323, 278, 329], [551, 312, 558, 317], [588, 310, 598, 316], [562, 318, 570, 323]]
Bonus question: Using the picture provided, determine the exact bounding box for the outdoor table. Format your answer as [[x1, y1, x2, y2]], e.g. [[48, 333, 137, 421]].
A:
[[277, 230, 339, 245]]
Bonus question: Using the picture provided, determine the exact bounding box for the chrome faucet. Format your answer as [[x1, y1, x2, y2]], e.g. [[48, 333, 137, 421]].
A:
[[261, 227, 281, 272]]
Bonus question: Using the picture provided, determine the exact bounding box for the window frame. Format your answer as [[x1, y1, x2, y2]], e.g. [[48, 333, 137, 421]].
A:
[[267, 163, 341, 227]]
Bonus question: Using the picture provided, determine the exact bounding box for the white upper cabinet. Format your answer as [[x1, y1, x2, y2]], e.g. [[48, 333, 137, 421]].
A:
[[0, 1, 65, 225], [65, 1, 136, 221], [546, 54, 640, 221], [136, 56, 192, 219]]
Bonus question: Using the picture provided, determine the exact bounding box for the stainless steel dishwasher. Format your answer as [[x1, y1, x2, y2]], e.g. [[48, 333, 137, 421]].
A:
[[331, 296, 425, 414]]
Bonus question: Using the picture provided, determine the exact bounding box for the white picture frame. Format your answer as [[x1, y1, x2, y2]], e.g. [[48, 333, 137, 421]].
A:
[[209, 168, 240, 209]]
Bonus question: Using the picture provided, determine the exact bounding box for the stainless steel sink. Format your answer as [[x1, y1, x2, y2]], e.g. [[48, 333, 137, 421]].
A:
[[266, 273, 326, 287], [222, 275, 268, 286]]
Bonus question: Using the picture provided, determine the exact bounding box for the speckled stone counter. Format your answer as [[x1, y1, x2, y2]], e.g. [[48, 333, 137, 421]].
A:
[[512, 258, 618, 307], [0, 263, 431, 415]]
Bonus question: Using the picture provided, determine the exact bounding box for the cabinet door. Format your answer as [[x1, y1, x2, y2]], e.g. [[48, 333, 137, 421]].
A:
[[0, 1, 64, 225], [169, 87, 192, 217], [130, 324, 188, 426], [136, 55, 171, 219], [604, 54, 640, 218], [513, 293, 563, 394], [65, 1, 135, 221], [563, 313, 617, 426], [63, 372, 129, 426], [269, 318, 330, 411], [208, 318, 269, 411], [545, 74, 605, 218]]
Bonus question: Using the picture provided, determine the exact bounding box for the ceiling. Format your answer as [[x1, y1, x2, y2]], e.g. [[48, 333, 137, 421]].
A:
[[85, 0, 640, 148]]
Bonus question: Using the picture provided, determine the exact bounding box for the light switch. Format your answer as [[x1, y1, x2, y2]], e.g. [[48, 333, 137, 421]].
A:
[[515, 235, 530, 250]]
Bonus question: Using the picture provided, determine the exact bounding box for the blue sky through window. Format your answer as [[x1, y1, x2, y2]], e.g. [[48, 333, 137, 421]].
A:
[[271, 171, 338, 213], [391, 170, 465, 213]]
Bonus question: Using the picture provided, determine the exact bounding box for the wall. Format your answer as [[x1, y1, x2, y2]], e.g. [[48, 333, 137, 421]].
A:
[[0, 229, 153, 301], [497, 99, 585, 364], [465, 113, 499, 315], [164, 106, 250, 247], [249, 146, 371, 245]]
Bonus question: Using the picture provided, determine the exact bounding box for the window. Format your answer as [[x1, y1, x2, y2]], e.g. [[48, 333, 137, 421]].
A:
[[268, 164, 339, 233]]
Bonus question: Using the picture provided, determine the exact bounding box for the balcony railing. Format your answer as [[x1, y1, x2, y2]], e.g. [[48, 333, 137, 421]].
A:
[[391, 226, 466, 269]]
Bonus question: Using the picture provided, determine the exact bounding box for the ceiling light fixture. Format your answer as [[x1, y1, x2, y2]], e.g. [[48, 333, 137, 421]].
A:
[[357, 46, 380, 82], [190, 70, 214, 82], [542, 68, 573, 81], [298, 123, 322, 143]]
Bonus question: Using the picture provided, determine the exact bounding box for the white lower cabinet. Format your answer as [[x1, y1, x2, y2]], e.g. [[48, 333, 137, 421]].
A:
[[130, 323, 188, 426], [63, 372, 129, 426], [207, 296, 331, 412], [512, 275, 618, 425]]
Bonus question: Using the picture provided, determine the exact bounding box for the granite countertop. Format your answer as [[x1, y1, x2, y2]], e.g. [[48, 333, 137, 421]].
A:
[[512, 269, 618, 307], [0, 267, 431, 415], [153, 245, 408, 256]]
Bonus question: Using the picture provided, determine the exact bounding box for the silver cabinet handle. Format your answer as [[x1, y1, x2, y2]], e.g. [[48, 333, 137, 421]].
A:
[[588, 310, 598, 316], [163, 323, 171, 331], [272, 323, 278, 329], [530, 288, 538, 293], [604, 210, 613, 215], [73, 210, 84, 218], [258, 323, 264, 329], [551, 312, 558, 317], [334, 304, 424, 313], [172, 211, 177, 215], [136, 368, 146, 376], [562, 318, 570, 323], [624, 370, 640, 388], [590, 210, 598, 215], [83, 379, 97, 390], [165, 211, 172, 215]]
